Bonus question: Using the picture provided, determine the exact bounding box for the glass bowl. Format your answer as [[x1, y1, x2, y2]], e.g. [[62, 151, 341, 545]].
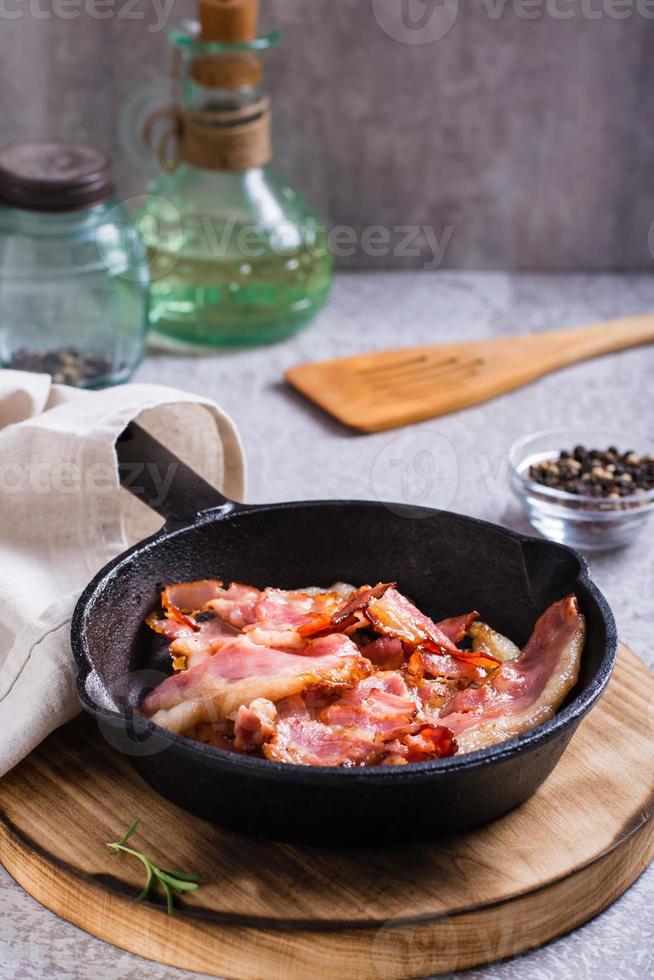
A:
[[509, 428, 654, 551]]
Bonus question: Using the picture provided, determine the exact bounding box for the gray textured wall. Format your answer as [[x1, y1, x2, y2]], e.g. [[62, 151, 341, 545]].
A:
[[1, 0, 653, 270]]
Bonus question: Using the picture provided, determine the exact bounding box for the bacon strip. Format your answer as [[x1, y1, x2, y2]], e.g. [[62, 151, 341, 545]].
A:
[[440, 595, 585, 753], [408, 648, 488, 685], [401, 725, 457, 760], [413, 678, 451, 724], [366, 591, 500, 673], [151, 580, 260, 637], [168, 615, 240, 670], [382, 725, 457, 764], [163, 580, 224, 614], [233, 699, 277, 753], [435, 611, 480, 644], [320, 672, 417, 739], [423, 644, 501, 672], [365, 588, 461, 654], [297, 616, 334, 638], [162, 602, 199, 634], [359, 636, 405, 669], [254, 588, 340, 631], [298, 582, 394, 637], [332, 582, 395, 626], [263, 717, 384, 767], [205, 583, 261, 629], [468, 622, 521, 663], [146, 612, 195, 643], [140, 632, 370, 735]]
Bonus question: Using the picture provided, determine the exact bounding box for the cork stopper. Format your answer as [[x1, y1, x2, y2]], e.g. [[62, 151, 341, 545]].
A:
[[194, 0, 262, 90], [198, 0, 259, 43]]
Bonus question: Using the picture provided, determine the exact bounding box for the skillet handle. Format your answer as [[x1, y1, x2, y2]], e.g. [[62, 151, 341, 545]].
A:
[[116, 422, 235, 524]]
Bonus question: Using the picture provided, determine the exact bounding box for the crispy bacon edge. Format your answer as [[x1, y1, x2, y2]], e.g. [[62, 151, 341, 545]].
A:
[[422, 641, 501, 672], [298, 582, 396, 637]]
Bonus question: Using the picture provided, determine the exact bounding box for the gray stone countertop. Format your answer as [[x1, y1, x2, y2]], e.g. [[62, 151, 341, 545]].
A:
[[2, 271, 653, 979]]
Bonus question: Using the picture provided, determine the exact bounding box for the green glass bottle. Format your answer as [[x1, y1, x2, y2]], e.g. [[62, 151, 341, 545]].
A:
[[136, 6, 332, 349]]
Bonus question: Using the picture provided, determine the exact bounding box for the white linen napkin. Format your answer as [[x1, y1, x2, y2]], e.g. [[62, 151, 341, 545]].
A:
[[0, 370, 245, 777]]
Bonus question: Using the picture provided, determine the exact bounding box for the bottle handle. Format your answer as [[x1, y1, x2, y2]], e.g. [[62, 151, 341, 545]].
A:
[[142, 106, 184, 174], [117, 77, 176, 177]]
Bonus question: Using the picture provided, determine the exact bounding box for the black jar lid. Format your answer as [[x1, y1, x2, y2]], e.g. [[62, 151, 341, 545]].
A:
[[0, 142, 114, 212]]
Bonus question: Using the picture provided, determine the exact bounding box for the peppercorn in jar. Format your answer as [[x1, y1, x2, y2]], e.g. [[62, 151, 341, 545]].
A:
[[0, 142, 149, 387]]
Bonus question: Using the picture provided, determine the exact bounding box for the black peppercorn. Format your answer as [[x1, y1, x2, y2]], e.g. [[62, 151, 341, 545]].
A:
[[529, 446, 654, 500], [6, 347, 113, 388]]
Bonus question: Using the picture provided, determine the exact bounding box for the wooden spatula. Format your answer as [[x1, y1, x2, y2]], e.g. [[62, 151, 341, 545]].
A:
[[285, 313, 654, 433]]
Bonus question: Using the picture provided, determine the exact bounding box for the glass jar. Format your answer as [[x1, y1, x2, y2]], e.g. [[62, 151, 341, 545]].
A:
[[0, 142, 149, 387], [140, 163, 332, 349], [134, 19, 332, 349]]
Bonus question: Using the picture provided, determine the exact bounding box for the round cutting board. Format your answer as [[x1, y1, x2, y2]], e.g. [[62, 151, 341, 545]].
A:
[[1, 643, 652, 980]]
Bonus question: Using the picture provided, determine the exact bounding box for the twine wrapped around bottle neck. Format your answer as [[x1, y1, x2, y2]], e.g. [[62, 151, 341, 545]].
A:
[[143, 97, 271, 173]]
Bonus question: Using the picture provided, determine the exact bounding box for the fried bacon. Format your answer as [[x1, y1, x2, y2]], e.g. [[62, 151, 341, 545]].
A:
[[408, 647, 488, 685], [364, 588, 462, 655], [320, 672, 418, 738], [381, 723, 457, 764], [263, 672, 457, 766], [440, 595, 585, 753], [168, 616, 240, 670], [436, 611, 480, 644], [299, 582, 394, 637], [366, 590, 500, 675], [393, 725, 457, 762], [155, 580, 259, 635], [163, 580, 224, 615], [241, 626, 307, 650], [146, 612, 194, 642], [359, 636, 405, 670], [468, 621, 521, 663], [233, 698, 278, 753], [205, 583, 261, 629], [413, 678, 451, 724], [143, 580, 586, 767], [332, 582, 395, 626], [263, 717, 383, 767], [431, 647, 501, 672], [254, 588, 342, 631], [141, 632, 370, 735]]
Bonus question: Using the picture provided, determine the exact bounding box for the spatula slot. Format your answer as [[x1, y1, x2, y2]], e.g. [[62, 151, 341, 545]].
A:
[[356, 354, 430, 376], [361, 356, 460, 386], [362, 358, 484, 397]]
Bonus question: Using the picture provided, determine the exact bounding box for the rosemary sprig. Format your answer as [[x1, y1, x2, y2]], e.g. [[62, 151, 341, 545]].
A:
[[106, 819, 201, 915]]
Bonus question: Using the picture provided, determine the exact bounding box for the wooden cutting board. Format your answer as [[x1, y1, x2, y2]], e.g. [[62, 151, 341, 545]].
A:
[[1, 643, 652, 980]]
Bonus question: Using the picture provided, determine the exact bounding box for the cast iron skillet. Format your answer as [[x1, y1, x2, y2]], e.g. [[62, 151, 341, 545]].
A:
[[72, 423, 617, 845]]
